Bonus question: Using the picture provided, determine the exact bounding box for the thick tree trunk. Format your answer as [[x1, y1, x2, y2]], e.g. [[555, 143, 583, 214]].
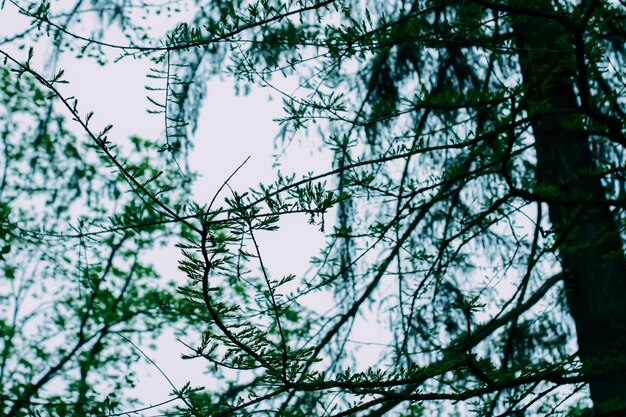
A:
[[511, 3, 626, 414]]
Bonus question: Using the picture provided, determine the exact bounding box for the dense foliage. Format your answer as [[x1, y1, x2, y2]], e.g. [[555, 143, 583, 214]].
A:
[[1, 0, 625, 416]]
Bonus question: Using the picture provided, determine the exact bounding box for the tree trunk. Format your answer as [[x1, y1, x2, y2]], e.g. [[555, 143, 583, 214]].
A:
[[511, 2, 626, 414]]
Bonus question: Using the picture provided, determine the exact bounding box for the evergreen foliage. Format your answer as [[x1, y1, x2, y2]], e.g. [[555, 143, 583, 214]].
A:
[[0, 0, 625, 416]]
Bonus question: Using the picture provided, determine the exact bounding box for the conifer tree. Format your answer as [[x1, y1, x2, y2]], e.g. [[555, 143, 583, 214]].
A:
[[1, 0, 624, 416]]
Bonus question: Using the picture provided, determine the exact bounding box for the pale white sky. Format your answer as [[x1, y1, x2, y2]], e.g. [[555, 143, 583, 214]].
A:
[[57, 31, 338, 413], [1, 0, 348, 408], [1, 1, 586, 415]]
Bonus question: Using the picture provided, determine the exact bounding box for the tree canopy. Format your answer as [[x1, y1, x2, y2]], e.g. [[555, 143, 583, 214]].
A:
[[1, 0, 625, 416]]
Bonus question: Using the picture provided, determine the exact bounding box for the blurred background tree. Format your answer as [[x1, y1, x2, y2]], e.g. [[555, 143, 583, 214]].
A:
[[1, 0, 624, 416]]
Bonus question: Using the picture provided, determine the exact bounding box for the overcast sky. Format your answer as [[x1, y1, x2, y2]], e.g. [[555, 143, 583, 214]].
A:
[[0, 0, 349, 407]]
